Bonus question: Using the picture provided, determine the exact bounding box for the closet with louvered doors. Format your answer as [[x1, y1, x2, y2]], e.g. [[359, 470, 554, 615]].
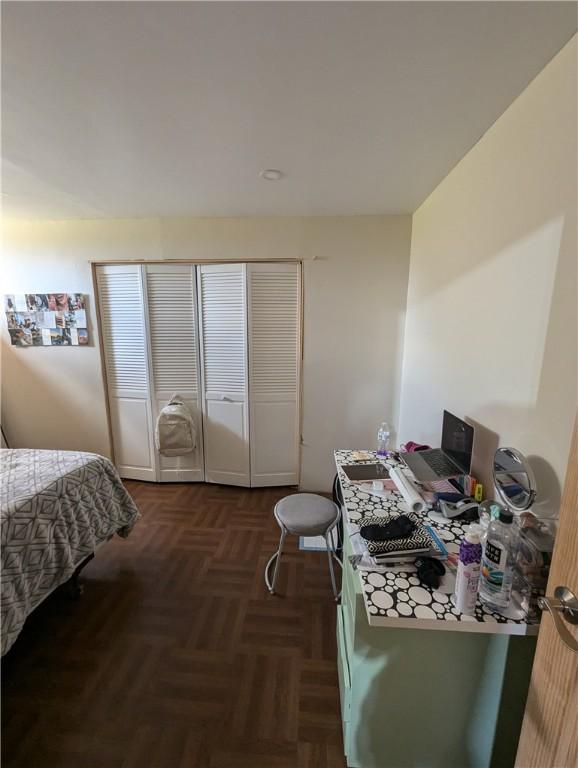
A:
[[96, 264, 157, 481], [96, 262, 301, 487], [198, 263, 250, 486], [145, 263, 204, 482], [96, 263, 204, 482], [247, 263, 300, 486]]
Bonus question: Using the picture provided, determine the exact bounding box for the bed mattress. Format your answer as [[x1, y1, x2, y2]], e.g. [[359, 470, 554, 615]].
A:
[[1, 448, 140, 655]]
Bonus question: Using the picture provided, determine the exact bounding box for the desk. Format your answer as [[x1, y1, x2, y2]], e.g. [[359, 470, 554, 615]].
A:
[[336, 449, 539, 635], [335, 450, 537, 768]]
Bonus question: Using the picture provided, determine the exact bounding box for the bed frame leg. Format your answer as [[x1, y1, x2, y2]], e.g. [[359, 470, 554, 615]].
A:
[[64, 553, 95, 599]]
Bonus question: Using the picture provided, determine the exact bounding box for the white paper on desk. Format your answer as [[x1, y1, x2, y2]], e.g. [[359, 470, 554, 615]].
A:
[[358, 482, 390, 500], [389, 466, 427, 514]]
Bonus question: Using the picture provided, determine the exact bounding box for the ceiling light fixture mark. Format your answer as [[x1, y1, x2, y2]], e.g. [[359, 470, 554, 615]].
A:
[[259, 169, 284, 181]]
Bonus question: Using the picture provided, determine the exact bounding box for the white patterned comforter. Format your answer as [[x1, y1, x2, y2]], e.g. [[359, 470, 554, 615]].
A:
[[1, 449, 140, 655]]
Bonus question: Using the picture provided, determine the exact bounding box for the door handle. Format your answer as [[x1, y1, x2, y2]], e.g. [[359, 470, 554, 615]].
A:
[[538, 586, 578, 654], [220, 395, 232, 402]]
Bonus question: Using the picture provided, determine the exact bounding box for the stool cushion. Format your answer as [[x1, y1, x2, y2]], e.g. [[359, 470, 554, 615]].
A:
[[274, 493, 339, 537]]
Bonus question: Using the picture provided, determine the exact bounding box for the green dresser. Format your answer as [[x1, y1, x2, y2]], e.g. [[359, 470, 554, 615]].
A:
[[337, 535, 536, 768], [334, 451, 538, 768]]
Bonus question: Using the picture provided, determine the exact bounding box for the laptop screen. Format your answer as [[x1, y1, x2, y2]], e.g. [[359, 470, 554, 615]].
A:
[[441, 410, 474, 473]]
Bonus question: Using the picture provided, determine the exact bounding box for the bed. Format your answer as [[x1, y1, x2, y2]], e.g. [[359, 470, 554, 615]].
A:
[[1, 448, 140, 656]]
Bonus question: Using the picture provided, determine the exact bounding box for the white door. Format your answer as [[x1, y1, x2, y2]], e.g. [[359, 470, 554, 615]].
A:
[[198, 263, 250, 486], [144, 264, 204, 482], [247, 263, 301, 486], [96, 264, 157, 481]]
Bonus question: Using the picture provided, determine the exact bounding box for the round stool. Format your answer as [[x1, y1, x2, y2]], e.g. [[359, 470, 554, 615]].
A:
[[264, 493, 342, 600]]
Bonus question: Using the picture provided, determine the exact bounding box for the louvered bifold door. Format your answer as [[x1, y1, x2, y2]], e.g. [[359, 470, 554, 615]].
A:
[[96, 264, 157, 481], [198, 264, 250, 486], [144, 264, 204, 482], [247, 263, 301, 486]]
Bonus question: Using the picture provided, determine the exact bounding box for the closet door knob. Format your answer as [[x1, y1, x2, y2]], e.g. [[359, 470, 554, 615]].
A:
[[538, 586, 578, 654], [220, 395, 232, 402]]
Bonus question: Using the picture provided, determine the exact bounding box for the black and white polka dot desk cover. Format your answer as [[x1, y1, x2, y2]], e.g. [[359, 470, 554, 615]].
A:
[[335, 450, 539, 635]]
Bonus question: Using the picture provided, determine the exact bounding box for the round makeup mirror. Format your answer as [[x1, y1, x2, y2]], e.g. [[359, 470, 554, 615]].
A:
[[493, 447, 537, 512]]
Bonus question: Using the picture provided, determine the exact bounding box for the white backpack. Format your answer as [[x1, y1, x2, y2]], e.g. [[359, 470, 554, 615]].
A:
[[155, 395, 197, 456]]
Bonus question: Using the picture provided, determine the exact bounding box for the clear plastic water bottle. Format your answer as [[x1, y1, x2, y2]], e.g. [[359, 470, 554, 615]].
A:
[[377, 422, 391, 456], [479, 508, 517, 612]]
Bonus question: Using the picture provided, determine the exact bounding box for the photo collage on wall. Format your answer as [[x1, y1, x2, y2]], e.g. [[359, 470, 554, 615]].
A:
[[4, 294, 89, 347]]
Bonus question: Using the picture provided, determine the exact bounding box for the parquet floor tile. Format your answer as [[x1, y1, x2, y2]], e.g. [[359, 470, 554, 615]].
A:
[[1, 482, 346, 768]]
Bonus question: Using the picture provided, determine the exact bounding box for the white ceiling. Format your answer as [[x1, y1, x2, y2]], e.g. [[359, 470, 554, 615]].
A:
[[2, 1, 576, 220]]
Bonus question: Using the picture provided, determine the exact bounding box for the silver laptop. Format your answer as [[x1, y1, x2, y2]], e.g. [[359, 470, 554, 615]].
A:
[[402, 411, 474, 482]]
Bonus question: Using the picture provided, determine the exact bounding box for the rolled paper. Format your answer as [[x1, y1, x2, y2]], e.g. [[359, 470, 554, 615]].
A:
[[389, 466, 427, 514]]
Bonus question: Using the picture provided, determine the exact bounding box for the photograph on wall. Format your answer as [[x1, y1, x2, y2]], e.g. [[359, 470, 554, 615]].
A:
[[4, 294, 89, 347], [4, 295, 27, 312], [25, 294, 50, 311], [36, 311, 56, 328]]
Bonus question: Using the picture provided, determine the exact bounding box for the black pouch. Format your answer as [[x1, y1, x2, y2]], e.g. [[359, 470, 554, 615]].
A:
[[415, 557, 446, 589], [360, 515, 416, 542]]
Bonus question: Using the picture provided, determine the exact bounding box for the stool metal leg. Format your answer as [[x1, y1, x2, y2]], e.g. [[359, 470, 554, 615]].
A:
[[265, 527, 287, 595], [324, 532, 339, 601], [270, 528, 286, 593]]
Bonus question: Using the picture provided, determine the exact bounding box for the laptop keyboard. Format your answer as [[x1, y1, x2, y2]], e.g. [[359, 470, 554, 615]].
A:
[[422, 452, 460, 476]]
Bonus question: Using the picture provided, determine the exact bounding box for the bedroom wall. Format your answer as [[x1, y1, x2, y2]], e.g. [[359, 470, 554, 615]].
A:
[[1, 215, 411, 491], [398, 36, 577, 516]]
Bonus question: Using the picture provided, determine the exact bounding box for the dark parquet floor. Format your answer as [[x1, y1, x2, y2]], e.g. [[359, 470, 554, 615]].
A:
[[1, 482, 346, 768]]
